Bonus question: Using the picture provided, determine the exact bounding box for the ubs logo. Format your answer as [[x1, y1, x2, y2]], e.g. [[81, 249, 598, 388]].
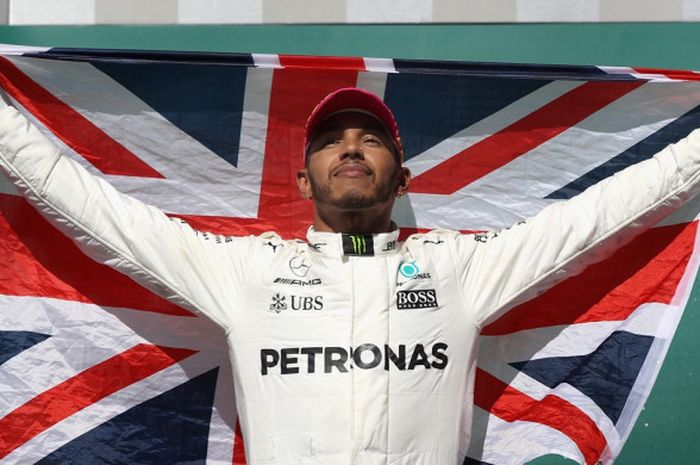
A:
[[269, 293, 288, 313], [269, 293, 324, 313]]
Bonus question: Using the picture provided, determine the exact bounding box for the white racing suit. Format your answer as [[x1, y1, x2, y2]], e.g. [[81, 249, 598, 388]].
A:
[[2, 103, 700, 465]]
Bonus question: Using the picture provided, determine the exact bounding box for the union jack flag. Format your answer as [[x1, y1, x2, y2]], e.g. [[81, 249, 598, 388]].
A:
[[1, 45, 700, 465]]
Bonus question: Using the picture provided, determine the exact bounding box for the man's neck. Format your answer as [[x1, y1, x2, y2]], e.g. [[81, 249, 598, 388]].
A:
[[312, 207, 394, 234]]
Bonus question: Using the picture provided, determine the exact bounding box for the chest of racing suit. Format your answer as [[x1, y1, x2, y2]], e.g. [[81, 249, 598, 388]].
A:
[[231, 229, 478, 464]]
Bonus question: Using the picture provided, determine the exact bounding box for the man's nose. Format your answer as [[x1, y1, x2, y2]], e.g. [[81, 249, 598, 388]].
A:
[[340, 135, 364, 160]]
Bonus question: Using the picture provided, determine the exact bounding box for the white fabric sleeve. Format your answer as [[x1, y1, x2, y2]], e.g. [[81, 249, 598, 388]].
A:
[[0, 104, 249, 332], [453, 128, 700, 328]]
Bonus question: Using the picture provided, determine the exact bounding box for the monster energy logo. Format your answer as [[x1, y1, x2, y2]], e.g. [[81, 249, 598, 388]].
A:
[[342, 233, 374, 256], [351, 235, 367, 254]]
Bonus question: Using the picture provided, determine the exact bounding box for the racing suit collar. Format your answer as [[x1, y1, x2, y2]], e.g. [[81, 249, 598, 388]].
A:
[[306, 227, 400, 257]]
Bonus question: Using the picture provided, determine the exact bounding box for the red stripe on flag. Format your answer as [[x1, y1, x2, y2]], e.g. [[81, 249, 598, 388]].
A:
[[279, 55, 366, 71], [232, 419, 247, 464], [0, 344, 196, 459], [633, 67, 700, 81], [483, 221, 697, 336], [256, 68, 361, 236], [410, 81, 644, 194], [0, 56, 163, 178], [475, 368, 607, 465], [0, 194, 192, 316]]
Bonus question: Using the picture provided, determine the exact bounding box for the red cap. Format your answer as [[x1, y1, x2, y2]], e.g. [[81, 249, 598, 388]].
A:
[[303, 87, 403, 162]]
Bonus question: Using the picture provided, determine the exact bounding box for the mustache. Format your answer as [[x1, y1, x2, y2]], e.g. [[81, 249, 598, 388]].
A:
[[331, 161, 372, 177]]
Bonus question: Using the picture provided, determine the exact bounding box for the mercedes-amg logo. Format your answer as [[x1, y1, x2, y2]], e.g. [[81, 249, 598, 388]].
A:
[[289, 256, 311, 277]]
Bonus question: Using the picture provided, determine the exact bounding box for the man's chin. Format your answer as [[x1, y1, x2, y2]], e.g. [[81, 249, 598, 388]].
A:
[[328, 193, 378, 210], [309, 179, 392, 211]]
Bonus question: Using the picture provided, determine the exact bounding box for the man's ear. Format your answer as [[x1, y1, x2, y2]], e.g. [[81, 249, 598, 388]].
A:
[[296, 169, 313, 200], [396, 166, 411, 197]]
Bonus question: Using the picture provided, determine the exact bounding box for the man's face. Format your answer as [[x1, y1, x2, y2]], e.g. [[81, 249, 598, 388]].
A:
[[302, 111, 402, 211]]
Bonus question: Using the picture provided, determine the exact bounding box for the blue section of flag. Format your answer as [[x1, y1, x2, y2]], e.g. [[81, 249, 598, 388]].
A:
[[35, 48, 257, 67], [546, 103, 700, 199], [510, 331, 654, 423], [0, 330, 50, 366], [462, 457, 494, 465], [35, 368, 219, 465], [392, 59, 630, 81], [383, 74, 549, 161], [92, 61, 247, 167]]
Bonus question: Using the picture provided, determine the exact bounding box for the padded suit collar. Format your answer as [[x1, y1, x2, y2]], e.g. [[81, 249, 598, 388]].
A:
[[306, 227, 400, 257]]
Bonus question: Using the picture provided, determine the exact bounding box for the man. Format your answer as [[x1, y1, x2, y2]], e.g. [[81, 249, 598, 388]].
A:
[[1, 87, 700, 465]]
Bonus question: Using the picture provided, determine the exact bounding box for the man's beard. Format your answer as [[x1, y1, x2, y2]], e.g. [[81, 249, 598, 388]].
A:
[[308, 170, 396, 210]]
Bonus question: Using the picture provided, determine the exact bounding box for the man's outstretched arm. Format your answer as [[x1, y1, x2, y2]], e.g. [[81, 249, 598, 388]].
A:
[[0, 102, 249, 332], [450, 127, 700, 327]]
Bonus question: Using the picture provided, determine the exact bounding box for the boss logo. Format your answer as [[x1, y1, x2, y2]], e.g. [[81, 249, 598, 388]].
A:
[[396, 290, 438, 310]]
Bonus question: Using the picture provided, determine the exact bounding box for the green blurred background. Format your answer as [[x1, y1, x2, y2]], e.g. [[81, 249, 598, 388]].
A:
[[1, 23, 698, 465]]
